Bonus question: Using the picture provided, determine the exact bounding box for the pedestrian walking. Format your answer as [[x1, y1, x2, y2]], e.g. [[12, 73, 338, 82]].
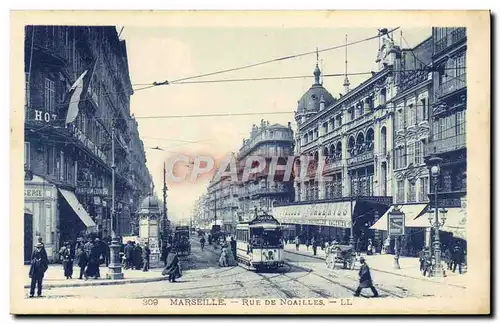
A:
[[312, 237, 318, 256], [29, 242, 48, 298], [354, 257, 379, 298], [219, 247, 228, 267], [59, 242, 73, 279], [452, 244, 464, 274], [75, 245, 88, 280], [142, 243, 151, 272], [162, 249, 181, 283], [306, 238, 310, 251], [124, 241, 133, 269], [294, 236, 300, 251], [422, 248, 432, 277], [230, 237, 237, 261], [134, 242, 143, 270], [418, 247, 426, 272]]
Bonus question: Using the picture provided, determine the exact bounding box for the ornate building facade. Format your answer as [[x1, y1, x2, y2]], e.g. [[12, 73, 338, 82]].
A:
[[23, 26, 152, 262], [236, 120, 295, 223], [274, 32, 401, 246], [426, 27, 467, 244]]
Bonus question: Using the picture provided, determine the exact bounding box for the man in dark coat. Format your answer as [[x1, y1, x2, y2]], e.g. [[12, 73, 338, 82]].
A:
[[162, 249, 181, 282], [354, 257, 379, 297], [29, 242, 48, 297], [59, 242, 73, 279], [83, 238, 94, 278], [75, 245, 88, 280], [230, 237, 237, 260], [452, 244, 464, 274], [124, 241, 133, 269], [142, 243, 151, 272], [134, 243, 143, 270]]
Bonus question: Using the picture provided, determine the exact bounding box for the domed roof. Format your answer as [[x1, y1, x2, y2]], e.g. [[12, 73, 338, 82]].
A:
[[139, 195, 161, 213], [297, 64, 335, 115], [297, 84, 335, 114]]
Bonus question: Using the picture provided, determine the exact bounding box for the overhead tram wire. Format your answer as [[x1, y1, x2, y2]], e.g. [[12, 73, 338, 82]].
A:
[[146, 27, 401, 87]]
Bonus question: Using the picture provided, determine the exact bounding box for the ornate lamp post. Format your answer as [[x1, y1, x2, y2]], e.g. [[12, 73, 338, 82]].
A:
[[107, 120, 123, 280], [426, 155, 446, 277]]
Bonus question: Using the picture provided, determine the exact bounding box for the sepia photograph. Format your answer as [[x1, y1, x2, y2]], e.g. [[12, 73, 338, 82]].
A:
[[9, 10, 490, 315]]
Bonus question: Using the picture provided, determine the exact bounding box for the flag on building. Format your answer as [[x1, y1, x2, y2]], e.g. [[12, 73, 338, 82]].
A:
[[65, 59, 97, 125]]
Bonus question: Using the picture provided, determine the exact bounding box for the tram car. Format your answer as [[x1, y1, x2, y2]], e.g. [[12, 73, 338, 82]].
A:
[[173, 226, 191, 256], [235, 209, 285, 271]]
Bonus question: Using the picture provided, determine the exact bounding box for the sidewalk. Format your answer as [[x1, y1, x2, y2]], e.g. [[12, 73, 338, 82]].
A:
[[283, 243, 468, 288], [24, 264, 166, 289]]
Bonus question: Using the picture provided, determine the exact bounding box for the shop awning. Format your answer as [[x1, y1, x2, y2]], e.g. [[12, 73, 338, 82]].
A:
[[370, 204, 429, 230], [24, 207, 33, 215], [58, 188, 96, 228], [440, 207, 467, 240], [273, 201, 354, 228]]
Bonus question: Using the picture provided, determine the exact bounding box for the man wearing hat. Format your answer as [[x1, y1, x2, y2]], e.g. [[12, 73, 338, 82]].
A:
[[29, 242, 48, 297], [354, 257, 379, 298], [59, 241, 74, 279]]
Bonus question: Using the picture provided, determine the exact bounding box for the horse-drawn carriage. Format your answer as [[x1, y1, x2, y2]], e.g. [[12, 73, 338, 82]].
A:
[[326, 244, 357, 270]]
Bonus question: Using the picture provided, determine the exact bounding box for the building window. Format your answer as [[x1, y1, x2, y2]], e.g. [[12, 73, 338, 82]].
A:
[[397, 180, 404, 203], [407, 181, 416, 202], [415, 140, 424, 165], [409, 104, 416, 126], [397, 109, 404, 131], [419, 177, 429, 202], [44, 78, 56, 113], [24, 142, 30, 169], [457, 110, 466, 135], [407, 142, 415, 166], [419, 98, 427, 122]]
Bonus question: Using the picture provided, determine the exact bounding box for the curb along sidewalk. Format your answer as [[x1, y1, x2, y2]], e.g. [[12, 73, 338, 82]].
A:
[[283, 244, 468, 288], [24, 264, 166, 289]]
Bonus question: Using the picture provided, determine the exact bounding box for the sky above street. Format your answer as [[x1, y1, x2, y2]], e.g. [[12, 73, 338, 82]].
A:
[[119, 25, 430, 223]]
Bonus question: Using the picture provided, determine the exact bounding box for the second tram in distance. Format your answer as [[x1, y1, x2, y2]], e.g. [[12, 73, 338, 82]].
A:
[[235, 209, 284, 271]]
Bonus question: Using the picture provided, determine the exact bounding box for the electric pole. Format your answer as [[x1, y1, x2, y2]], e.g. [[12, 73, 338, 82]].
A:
[[163, 162, 168, 236]]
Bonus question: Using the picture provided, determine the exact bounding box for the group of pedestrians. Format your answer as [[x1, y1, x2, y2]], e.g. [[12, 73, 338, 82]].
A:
[[123, 241, 151, 272], [419, 243, 466, 277], [218, 237, 237, 267]]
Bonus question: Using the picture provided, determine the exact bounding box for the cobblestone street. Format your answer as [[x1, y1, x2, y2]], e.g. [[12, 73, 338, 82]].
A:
[[29, 239, 468, 300]]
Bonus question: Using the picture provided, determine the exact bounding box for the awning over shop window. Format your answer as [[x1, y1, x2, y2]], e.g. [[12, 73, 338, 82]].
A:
[[370, 204, 428, 230], [24, 207, 33, 215], [58, 188, 96, 229], [437, 207, 467, 240], [272, 201, 354, 228]]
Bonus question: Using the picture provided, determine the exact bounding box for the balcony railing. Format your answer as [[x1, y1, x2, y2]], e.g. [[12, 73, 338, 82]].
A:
[[437, 74, 466, 98], [426, 133, 466, 155], [434, 28, 466, 54], [347, 150, 374, 166]]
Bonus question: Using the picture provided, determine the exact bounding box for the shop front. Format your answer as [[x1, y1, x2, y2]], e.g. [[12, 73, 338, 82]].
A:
[[24, 175, 58, 263], [273, 197, 391, 249], [58, 188, 97, 244]]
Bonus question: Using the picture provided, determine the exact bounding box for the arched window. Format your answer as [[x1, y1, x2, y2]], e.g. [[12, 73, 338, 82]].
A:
[[381, 126, 387, 155], [348, 136, 356, 157], [365, 128, 374, 151]]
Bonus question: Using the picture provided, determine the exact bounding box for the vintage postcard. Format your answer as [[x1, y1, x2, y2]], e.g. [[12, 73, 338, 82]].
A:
[[10, 10, 490, 315]]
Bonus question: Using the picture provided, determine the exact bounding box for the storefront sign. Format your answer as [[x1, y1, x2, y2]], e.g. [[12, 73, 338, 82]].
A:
[[75, 187, 109, 196], [25, 188, 43, 198], [27, 108, 58, 123], [388, 208, 405, 236], [72, 126, 108, 163], [428, 196, 461, 208], [358, 196, 393, 206]]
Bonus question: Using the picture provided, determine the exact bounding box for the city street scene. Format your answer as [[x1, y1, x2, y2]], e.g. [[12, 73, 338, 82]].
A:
[[14, 11, 489, 315]]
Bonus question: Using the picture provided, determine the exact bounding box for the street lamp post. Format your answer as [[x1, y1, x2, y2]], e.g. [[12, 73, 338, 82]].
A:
[[426, 155, 446, 277], [107, 120, 123, 280]]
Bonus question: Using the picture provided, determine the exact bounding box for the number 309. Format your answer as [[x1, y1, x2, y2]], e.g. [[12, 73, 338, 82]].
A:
[[143, 299, 159, 306]]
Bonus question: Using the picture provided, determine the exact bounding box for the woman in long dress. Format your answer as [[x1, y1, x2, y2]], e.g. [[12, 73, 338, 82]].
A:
[[219, 247, 228, 267], [225, 243, 237, 266]]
